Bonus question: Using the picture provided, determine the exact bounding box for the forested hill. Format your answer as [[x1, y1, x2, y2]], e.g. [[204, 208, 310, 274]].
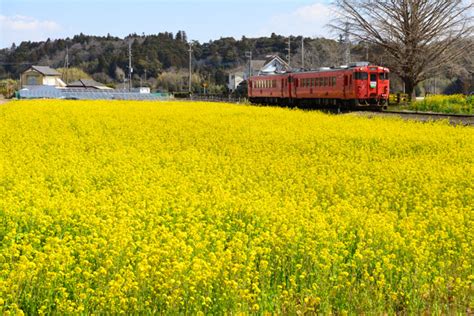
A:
[[0, 32, 353, 90]]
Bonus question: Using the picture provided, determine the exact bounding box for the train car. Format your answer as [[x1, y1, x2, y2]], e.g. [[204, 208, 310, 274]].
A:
[[247, 73, 290, 106], [248, 63, 390, 108]]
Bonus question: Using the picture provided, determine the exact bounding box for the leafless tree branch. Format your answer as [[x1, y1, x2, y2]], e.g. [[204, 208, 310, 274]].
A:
[[329, 0, 474, 97]]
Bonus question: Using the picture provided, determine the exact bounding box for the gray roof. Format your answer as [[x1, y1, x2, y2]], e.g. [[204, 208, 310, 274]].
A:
[[30, 65, 61, 76], [251, 60, 267, 70], [68, 79, 107, 88], [18, 85, 167, 100]]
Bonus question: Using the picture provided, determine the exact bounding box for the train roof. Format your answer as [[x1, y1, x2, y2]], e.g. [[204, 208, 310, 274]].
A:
[[249, 63, 389, 79]]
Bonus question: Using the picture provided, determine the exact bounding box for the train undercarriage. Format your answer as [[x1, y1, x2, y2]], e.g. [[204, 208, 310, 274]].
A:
[[248, 97, 388, 110]]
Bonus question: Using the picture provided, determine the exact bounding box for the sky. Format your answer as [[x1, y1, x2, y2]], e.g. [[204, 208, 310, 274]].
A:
[[0, 0, 337, 48]]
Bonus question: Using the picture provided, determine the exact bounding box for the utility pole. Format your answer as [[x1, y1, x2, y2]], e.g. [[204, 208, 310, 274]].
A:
[[365, 41, 369, 61], [343, 22, 351, 65], [188, 43, 193, 94], [63, 46, 69, 84], [128, 41, 133, 91], [301, 37, 305, 70], [286, 37, 291, 68], [245, 51, 252, 78]]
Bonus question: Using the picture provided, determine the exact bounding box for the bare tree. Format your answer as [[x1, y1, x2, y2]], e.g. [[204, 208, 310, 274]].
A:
[[332, 0, 473, 99]]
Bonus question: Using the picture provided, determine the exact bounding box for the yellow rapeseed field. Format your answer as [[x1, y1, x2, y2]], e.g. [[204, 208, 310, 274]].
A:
[[0, 100, 473, 314]]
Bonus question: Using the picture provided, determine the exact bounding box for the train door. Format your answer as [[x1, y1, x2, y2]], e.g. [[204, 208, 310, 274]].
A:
[[286, 76, 293, 98], [343, 75, 348, 99], [292, 77, 298, 98], [281, 78, 285, 98], [369, 72, 378, 97], [248, 79, 252, 97]]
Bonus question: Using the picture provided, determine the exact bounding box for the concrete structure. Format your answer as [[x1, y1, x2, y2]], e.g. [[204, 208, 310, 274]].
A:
[[227, 72, 244, 92], [21, 66, 66, 88]]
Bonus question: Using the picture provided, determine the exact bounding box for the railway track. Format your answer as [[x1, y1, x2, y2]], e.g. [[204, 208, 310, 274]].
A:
[[184, 97, 474, 126], [359, 110, 474, 126]]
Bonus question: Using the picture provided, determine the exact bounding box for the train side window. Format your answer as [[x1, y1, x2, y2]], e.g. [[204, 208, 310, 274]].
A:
[[355, 72, 368, 80], [349, 75, 352, 85], [333, 77, 336, 86], [324, 78, 328, 86], [344, 75, 348, 86]]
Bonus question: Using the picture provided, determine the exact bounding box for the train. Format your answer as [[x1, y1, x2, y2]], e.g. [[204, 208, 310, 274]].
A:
[[247, 62, 390, 109]]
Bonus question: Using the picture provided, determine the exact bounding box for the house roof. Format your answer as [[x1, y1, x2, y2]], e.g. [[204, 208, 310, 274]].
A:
[[259, 55, 291, 74], [251, 60, 266, 70], [30, 65, 61, 76], [68, 79, 110, 89]]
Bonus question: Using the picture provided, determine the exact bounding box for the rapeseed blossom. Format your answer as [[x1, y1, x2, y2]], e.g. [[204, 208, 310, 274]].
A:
[[0, 100, 472, 313]]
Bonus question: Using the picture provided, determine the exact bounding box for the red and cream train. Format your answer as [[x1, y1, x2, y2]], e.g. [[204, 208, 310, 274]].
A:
[[247, 63, 390, 108]]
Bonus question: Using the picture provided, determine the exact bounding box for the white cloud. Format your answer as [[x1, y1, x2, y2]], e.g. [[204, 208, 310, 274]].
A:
[[0, 15, 62, 47], [256, 2, 337, 39]]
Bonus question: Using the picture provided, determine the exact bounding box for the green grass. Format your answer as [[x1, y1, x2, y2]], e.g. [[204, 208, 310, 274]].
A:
[[408, 94, 473, 114]]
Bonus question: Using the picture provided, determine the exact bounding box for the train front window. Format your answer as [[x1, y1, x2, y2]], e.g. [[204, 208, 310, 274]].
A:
[[370, 74, 377, 82], [355, 72, 368, 80], [379, 72, 389, 80]]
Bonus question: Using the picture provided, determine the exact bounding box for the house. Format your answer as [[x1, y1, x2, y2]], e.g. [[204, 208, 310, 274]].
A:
[[259, 55, 291, 74], [227, 55, 292, 90], [246, 60, 267, 79], [67, 79, 112, 90], [21, 65, 66, 87]]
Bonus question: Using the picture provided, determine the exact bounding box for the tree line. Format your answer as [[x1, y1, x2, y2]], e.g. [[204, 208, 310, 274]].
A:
[[0, 29, 472, 95]]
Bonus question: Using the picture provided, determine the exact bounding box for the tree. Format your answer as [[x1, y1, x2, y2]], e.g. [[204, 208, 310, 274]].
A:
[[56, 67, 91, 82], [332, 0, 473, 99]]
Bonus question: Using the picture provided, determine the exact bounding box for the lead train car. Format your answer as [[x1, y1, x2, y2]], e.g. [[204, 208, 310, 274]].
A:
[[248, 65, 390, 108]]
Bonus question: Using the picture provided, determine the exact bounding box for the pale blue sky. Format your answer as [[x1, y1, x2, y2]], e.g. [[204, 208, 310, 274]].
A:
[[0, 0, 335, 48]]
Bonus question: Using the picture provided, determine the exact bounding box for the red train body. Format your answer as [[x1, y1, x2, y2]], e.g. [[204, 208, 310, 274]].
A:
[[248, 64, 389, 108]]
